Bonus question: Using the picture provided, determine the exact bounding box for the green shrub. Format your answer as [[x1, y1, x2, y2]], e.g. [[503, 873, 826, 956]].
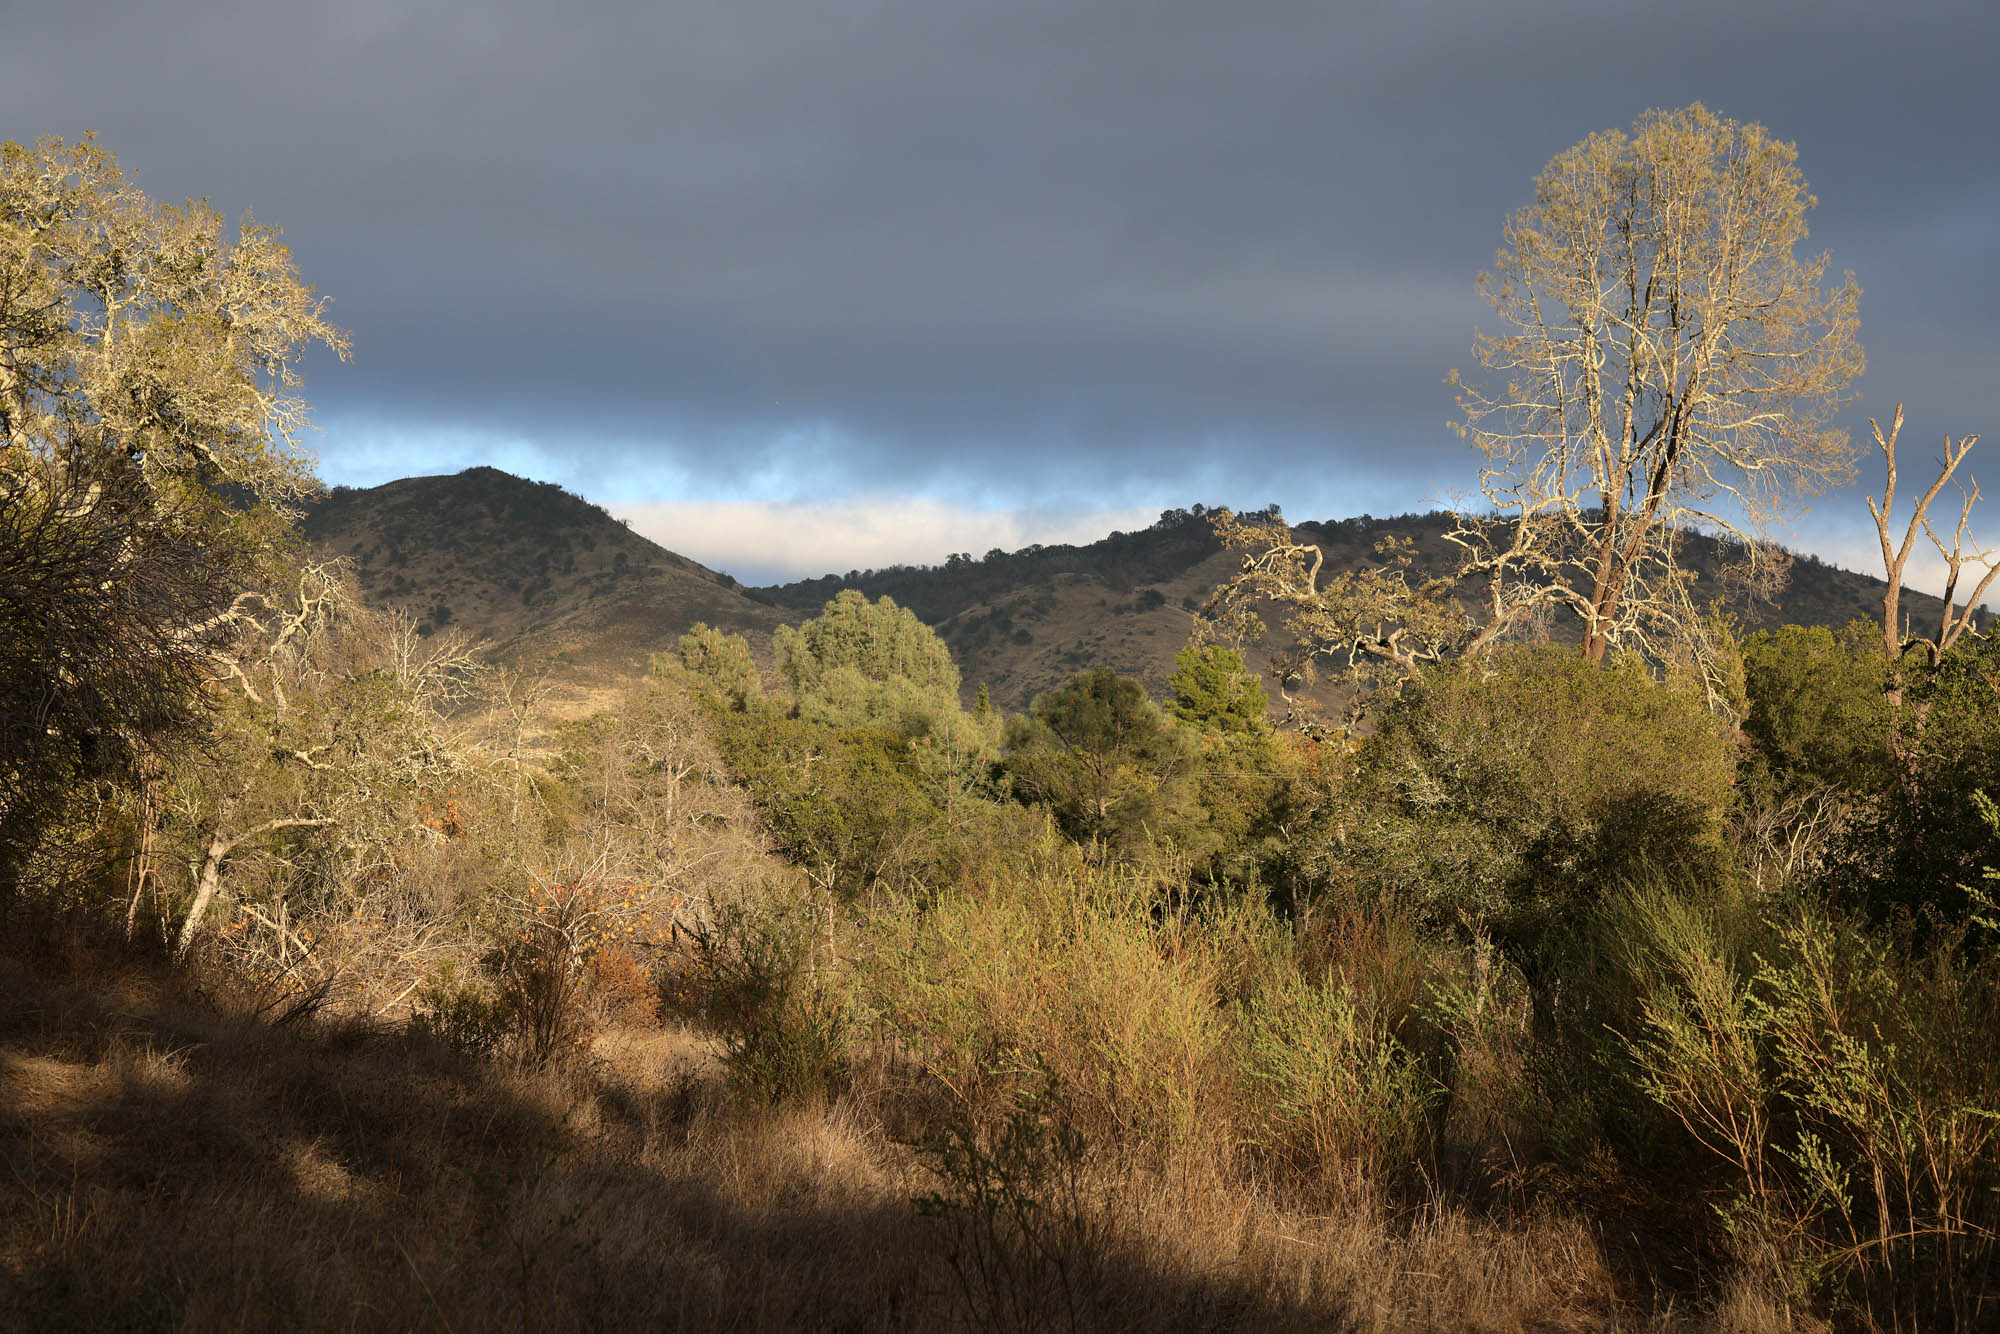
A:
[[1740, 623, 1891, 792], [1167, 644, 1268, 735], [1742, 625, 2000, 925], [693, 888, 854, 1105], [1616, 887, 1774, 1193], [1356, 645, 1737, 983], [773, 589, 994, 752], [915, 1078, 1119, 1334], [864, 844, 1229, 1161], [1865, 639, 2000, 923], [1238, 964, 1438, 1193], [672, 622, 762, 708], [713, 708, 945, 897], [1002, 668, 1192, 850], [1621, 887, 2000, 1325]]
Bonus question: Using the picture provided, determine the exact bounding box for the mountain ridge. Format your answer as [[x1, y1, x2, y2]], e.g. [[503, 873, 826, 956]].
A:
[[305, 468, 1964, 710]]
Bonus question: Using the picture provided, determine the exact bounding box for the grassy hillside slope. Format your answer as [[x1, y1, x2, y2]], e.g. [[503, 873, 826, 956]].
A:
[[302, 469, 786, 683]]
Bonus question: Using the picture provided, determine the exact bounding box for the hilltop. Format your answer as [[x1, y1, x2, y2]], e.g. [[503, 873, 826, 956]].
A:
[[305, 470, 1960, 709], [302, 468, 786, 687]]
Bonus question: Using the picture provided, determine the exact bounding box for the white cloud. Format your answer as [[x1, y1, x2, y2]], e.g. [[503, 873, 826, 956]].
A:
[[1801, 527, 2000, 610], [607, 495, 1162, 585]]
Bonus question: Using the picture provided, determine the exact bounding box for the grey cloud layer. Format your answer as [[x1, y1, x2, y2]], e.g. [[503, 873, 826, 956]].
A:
[[5, 1, 1996, 514]]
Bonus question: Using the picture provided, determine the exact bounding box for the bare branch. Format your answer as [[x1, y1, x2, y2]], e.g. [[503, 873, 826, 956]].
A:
[[1197, 510, 1470, 720], [1867, 406, 1992, 669], [176, 815, 337, 958]]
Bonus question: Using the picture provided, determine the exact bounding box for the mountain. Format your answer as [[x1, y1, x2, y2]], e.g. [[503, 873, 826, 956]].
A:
[[752, 507, 1258, 705], [301, 468, 785, 687], [305, 472, 1965, 712], [753, 507, 1968, 707]]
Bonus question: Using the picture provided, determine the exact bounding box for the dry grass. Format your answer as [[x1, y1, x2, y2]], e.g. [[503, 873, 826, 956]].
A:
[[0, 951, 933, 1332], [0, 945, 1811, 1333]]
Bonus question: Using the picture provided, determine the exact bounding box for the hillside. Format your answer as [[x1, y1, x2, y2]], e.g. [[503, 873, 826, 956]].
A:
[[755, 507, 1960, 707], [306, 472, 1966, 711], [753, 508, 1238, 706], [302, 469, 786, 687]]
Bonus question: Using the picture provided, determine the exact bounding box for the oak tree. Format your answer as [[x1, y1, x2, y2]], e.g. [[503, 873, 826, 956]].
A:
[[0, 134, 347, 872], [1004, 668, 1189, 847], [775, 589, 990, 751], [155, 567, 481, 957]]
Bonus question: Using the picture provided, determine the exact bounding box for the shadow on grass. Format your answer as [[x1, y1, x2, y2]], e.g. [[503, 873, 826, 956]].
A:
[[0, 953, 1351, 1333]]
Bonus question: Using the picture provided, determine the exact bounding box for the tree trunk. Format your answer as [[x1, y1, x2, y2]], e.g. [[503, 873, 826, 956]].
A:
[[123, 773, 160, 941], [177, 830, 234, 960], [174, 817, 334, 959]]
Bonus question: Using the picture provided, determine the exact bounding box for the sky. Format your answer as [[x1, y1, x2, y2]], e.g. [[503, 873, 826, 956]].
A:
[[5, 1, 1996, 585]]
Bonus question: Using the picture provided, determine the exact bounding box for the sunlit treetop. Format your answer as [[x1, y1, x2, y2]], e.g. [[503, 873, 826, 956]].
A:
[[0, 134, 350, 504]]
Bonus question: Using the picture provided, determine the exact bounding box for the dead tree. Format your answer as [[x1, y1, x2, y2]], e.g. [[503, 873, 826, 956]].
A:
[[1867, 404, 1998, 673], [1864, 404, 1996, 788], [1455, 106, 1860, 666]]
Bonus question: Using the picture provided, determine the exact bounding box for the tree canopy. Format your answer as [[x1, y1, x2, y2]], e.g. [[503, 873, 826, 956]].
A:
[[1167, 644, 1269, 735], [1451, 104, 1864, 666], [0, 135, 348, 871], [0, 134, 349, 497], [774, 589, 969, 741], [1004, 667, 1188, 846]]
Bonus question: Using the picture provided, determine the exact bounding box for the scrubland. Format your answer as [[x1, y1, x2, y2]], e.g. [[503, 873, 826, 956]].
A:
[[0, 930, 1630, 1333], [7, 600, 1999, 1332], [10, 115, 1999, 1334]]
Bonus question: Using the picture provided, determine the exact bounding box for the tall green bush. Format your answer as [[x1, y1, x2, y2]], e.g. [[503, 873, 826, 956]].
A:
[[1003, 668, 1192, 850], [673, 622, 763, 708], [863, 843, 1232, 1161], [1356, 645, 1737, 973], [692, 885, 855, 1105], [1238, 965, 1437, 1193], [711, 709, 943, 898], [1740, 624, 1892, 792], [774, 590, 986, 748]]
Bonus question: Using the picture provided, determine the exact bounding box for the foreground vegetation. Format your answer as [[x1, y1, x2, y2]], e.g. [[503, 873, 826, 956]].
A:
[[7, 114, 2000, 1331], [7, 598, 1998, 1330]]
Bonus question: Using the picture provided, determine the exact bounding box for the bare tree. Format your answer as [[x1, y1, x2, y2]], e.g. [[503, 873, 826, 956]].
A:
[[488, 664, 556, 846], [161, 565, 483, 957], [1452, 104, 1863, 664], [1866, 404, 1997, 672], [1198, 509, 1469, 722]]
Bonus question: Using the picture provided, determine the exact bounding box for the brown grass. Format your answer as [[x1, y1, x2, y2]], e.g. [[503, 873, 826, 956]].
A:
[[0, 944, 1816, 1333]]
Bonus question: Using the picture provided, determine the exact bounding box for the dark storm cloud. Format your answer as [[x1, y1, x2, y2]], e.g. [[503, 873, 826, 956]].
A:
[[4, 1, 1996, 520]]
